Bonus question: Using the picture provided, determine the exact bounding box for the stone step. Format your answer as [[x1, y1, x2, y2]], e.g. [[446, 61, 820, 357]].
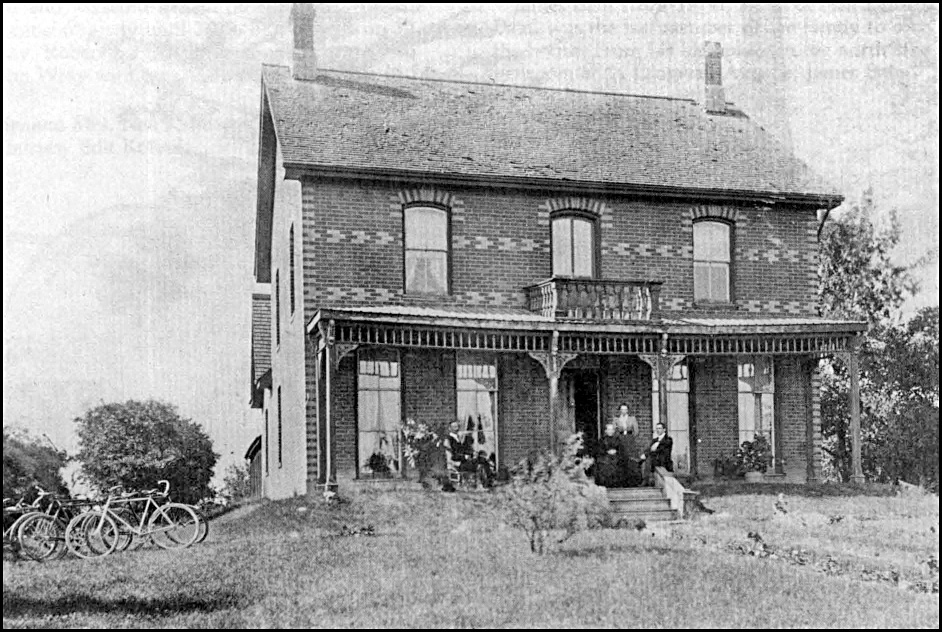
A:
[[609, 498, 674, 512], [612, 508, 678, 523], [605, 487, 664, 500]]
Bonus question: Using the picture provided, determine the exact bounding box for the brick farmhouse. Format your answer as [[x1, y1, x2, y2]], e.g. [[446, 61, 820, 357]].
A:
[[249, 4, 866, 500]]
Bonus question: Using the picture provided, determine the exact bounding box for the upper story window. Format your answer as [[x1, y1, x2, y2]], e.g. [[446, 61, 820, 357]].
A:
[[404, 206, 449, 294], [693, 220, 731, 302], [552, 214, 596, 278]]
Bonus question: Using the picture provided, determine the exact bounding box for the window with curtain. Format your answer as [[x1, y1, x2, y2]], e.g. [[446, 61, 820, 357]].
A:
[[651, 362, 691, 474], [738, 357, 775, 457], [404, 206, 449, 294], [455, 352, 499, 468], [357, 349, 402, 476], [693, 220, 731, 302], [552, 214, 596, 278]]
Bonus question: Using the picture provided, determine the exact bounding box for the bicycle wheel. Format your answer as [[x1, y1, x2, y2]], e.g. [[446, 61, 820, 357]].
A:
[[109, 507, 139, 552], [194, 508, 209, 544], [4, 511, 38, 556], [16, 514, 66, 561], [65, 511, 119, 559], [148, 503, 200, 549]]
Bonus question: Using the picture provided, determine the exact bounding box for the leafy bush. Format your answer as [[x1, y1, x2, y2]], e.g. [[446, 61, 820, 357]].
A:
[[495, 433, 611, 554], [74, 399, 218, 504], [400, 418, 446, 476], [736, 435, 772, 473], [2, 427, 69, 499], [220, 462, 252, 503]]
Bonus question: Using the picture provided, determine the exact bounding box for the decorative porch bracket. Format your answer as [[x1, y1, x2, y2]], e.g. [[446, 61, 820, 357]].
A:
[[836, 337, 865, 485], [639, 335, 686, 433], [528, 331, 579, 452]]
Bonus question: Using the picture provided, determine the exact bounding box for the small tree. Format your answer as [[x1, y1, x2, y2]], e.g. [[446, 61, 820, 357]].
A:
[[496, 433, 610, 554], [2, 428, 69, 499], [74, 400, 218, 504], [219, 462, 252, 503]]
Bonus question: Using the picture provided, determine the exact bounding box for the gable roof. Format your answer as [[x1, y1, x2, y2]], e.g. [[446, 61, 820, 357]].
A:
[[261, 64, 841, 207], [250, 292, 271, 406]]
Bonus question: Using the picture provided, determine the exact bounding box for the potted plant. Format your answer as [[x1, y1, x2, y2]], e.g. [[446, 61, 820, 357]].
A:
[[400, 418, 445, 483], [736, 434, 772, 483], [364, 451, 392, 478]]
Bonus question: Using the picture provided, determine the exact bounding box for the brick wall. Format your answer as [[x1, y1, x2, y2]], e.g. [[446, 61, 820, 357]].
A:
[[499, 354, 551, 466], [775, 356, 811, 483], [300, 179, 819, 318], [402, 349, 457, 429], [691, 357, 739, 477]]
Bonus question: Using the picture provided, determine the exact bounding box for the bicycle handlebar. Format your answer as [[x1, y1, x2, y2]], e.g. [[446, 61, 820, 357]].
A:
[[158, 480, 170, 496]]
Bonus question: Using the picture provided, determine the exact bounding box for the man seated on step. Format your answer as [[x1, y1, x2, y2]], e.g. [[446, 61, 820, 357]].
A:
[[640, 421, 673, 486]]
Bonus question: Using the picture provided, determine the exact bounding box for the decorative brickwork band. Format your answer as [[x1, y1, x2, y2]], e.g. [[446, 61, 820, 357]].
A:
[[690, 204, 741, 222], [397, 187, 454, 208], [541, 197, 608, 218]]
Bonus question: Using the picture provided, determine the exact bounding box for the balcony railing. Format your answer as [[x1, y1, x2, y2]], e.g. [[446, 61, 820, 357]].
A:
[[526, 278, 662, 321]]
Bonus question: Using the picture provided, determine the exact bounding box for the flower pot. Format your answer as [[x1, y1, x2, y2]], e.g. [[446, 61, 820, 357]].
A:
[[744, 471, 764, 484]]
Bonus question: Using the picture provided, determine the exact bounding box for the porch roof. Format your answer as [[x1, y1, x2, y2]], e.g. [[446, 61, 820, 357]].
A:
[[307, 305, 865, 336]]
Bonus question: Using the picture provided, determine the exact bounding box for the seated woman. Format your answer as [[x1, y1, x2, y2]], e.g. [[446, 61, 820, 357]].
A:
[[594, 422, 624, 488]]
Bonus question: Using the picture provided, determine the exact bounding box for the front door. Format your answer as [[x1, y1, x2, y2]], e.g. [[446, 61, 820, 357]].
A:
[[571, 370, 600, 454]]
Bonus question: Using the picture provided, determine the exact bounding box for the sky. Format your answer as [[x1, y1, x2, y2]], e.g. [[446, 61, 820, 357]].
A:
[[3, 4, 938, 478]]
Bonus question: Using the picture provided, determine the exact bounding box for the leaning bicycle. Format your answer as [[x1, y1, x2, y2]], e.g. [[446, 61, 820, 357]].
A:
[[65, 481, 200, 559]]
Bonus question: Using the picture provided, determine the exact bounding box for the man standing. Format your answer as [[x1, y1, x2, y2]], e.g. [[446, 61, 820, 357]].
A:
[[640, 421, 673, 485]]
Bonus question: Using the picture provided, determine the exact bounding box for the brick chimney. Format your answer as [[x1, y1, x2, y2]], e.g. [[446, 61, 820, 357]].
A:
[[291, 3, 317, 81], [703, 41, 726, 114]]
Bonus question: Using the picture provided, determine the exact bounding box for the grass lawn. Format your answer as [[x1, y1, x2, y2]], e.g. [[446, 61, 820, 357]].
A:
[[3, 485, 938, 628]]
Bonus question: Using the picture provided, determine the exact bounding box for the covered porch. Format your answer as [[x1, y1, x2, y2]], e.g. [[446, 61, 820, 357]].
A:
[[305, 306, 866, 491]]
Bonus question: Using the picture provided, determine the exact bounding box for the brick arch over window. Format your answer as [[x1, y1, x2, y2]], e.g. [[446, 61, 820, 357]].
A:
[[541, 197, 607, 218], [690, 204, 741, 222], [397, 187, 454, 208]]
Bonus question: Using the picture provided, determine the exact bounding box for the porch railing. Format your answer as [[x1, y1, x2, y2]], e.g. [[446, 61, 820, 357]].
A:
[[525, 278, 662, 321]]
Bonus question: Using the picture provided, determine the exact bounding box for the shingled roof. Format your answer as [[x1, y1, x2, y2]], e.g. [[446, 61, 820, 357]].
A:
[[250, 292, 271, 406], [261, 64, 840, 206]]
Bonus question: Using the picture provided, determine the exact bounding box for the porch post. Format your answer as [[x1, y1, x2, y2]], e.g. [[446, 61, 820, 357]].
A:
[[848, 338, 865, 485], [528, 331, 577, 452], [321, 319, 336, 490]]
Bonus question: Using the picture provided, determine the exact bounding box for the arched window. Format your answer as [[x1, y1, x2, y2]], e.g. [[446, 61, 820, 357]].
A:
[[693, 220, 731, 302], [404, 206, 449, 294], [552, 214, 596, 278]]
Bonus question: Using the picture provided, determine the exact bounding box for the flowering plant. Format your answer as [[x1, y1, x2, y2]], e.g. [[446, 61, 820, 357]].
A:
[[735, 434, 772, 473], [400, 418, 444, 469]]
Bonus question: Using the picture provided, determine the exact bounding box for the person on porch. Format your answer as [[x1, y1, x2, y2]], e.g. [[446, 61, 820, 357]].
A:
[[613, 403, 642, 487], [594, 422, 624, 488], [446, 420, 474, 472], [640, 421, 673, 486]]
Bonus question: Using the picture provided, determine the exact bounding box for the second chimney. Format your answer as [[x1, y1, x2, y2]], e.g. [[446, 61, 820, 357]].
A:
[[291, 3, 317, 81], [703, 41, 726, 114]]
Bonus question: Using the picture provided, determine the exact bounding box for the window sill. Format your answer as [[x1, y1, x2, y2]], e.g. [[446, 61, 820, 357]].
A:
[[692, 302, 740, 311], [402, 293, 456, 304]]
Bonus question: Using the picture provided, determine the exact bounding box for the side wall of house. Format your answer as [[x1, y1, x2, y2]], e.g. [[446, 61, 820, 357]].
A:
[[300, 179, 819, 318], [265, 138, 308, 499]]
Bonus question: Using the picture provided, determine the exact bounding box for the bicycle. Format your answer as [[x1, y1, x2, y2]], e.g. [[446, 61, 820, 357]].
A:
[[16, 490, 95, 561], [65, 481, 200, 559]]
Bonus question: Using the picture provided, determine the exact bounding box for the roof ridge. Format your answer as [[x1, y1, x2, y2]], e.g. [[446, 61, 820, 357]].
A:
[[262, 63, 696, 103]]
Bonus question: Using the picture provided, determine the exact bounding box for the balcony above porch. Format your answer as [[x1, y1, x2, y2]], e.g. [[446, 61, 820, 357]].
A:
[[525, 278, 663, 321]]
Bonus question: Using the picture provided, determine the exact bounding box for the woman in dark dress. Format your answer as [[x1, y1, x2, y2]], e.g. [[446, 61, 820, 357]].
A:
[[595, 423, 624, 488]]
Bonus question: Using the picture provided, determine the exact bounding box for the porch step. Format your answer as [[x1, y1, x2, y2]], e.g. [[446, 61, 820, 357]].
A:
[[612, 508, 679, 523], [606, 487, 677, 522], [606, 487, 664, 501], [609, 498, 674, 513]]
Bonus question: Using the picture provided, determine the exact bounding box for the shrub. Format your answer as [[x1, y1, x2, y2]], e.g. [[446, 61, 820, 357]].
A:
[[736, 434, 772, 474], [495, 433, 611, 554], [219, 462, 252, 503]]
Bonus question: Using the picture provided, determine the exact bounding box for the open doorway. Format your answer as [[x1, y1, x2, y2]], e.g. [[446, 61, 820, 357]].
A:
[[569, 370, 600, 455]]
